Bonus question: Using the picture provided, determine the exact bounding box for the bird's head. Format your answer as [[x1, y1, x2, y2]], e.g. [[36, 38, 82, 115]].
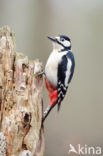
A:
[[48, 35, 71, 52]]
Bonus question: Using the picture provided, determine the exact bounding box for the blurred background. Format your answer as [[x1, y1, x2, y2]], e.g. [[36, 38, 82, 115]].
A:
[[0, 0, 103, 155]]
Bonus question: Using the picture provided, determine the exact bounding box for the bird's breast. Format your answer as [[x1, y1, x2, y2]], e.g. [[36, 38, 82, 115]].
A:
[[45, 50, 64, 87]]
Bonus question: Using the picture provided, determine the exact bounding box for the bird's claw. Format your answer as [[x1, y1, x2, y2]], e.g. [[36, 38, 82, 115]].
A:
[[34, 71, 45, 77]]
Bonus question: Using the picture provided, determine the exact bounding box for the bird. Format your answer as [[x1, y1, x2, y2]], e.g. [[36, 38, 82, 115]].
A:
[[42, 35, 75, 123]]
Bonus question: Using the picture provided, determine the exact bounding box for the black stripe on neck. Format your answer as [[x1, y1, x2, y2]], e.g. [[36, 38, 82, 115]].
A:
[[61, 46, 71, 51]]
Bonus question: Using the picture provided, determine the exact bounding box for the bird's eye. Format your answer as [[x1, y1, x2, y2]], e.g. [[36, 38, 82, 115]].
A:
[[60, 38, 65, 42]]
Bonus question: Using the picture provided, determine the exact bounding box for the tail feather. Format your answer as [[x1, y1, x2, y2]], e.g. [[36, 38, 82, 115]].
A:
[[57, 102, 61, 111], [42, 106, 51, 123], [42, 103, 56, 124]]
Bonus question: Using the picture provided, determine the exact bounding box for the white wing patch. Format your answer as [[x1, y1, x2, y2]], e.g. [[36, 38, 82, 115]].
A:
[[65, 58, 72, 87]]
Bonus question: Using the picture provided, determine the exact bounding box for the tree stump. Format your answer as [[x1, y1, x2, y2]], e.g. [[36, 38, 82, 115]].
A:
[[0, 26, 44, 156]]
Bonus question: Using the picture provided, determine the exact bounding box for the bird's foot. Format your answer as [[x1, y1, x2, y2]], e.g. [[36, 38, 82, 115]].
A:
[[35, 71, 44, 76]]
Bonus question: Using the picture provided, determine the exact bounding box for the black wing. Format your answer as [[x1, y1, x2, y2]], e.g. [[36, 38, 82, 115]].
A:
[[57, 51, 75, 111]]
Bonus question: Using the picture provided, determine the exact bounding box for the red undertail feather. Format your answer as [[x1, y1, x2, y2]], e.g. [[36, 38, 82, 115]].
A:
[[44, 77, 58, 107]]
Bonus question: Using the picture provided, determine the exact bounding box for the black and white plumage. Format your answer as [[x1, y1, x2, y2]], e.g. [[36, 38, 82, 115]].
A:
[[43, 35, 75, 123], [57, 50, 75, 111]]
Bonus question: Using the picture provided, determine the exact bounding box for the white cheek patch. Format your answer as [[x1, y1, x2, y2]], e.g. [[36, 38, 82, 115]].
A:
[[64, 40, 71, 47]]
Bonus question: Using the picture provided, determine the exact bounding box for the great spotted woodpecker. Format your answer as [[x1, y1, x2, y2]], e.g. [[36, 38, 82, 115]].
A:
[[42, 35, 75, 123]]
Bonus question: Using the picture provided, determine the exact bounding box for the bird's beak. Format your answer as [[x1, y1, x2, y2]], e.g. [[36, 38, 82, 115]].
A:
[[47, 36, 57, 43]]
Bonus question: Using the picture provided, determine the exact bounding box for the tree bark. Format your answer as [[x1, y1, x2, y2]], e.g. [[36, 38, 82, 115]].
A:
[[0, 26, 44, 156]]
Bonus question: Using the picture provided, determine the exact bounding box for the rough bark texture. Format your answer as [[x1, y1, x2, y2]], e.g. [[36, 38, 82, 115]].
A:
[[0, 26, 44, 156]]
